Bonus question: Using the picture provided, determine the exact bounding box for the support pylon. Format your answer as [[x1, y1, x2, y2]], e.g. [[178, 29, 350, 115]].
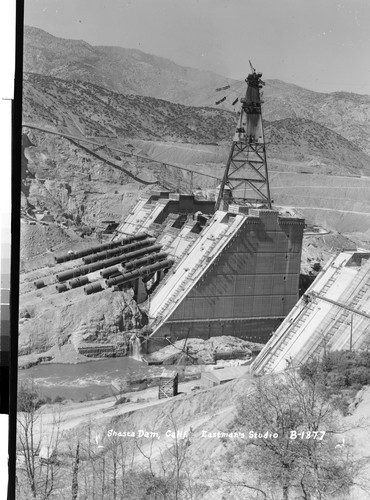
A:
[[215, 66, 272, 211]]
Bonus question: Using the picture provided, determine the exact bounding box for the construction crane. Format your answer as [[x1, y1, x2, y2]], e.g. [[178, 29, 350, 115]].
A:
[[215, 63, 272, 210]]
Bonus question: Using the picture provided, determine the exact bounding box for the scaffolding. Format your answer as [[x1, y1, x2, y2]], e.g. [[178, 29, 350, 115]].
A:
[[215, 66, 272, 211]]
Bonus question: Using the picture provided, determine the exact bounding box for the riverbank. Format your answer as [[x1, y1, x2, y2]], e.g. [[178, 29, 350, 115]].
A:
[[18, 355, 204, 402]]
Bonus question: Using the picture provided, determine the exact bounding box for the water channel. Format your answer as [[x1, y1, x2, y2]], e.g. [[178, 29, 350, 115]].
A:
[[18, 357, 165, 402]]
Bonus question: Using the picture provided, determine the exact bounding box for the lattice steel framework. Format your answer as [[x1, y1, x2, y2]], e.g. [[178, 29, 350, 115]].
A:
[[215, 67, 272, 210]]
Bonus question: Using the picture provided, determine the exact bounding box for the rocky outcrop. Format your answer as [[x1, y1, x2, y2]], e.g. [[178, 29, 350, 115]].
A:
[[18, 290, 148, 357], [21, 129, 151, 234], [146, 336, 262, 365]]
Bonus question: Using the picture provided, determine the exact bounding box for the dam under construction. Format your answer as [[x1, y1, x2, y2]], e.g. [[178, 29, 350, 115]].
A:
[[22, 66, 370, 367], [113, 192, 304, 351], [29, 66, 306, 355], [17, 61, 370, 382]]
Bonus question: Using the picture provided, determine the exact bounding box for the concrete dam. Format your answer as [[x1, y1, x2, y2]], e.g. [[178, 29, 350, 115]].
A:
[[114, 192, 304, 351]]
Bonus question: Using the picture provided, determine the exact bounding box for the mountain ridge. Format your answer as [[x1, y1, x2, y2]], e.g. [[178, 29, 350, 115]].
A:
[[24, 25, 235, 106], [23, 72, 370, 176], [24, 25, 370, 155], [22, 72, 236, 143]]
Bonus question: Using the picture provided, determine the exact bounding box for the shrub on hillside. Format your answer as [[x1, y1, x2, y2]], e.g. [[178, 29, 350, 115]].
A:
[[331, 394, 351, 415], [326, 371, 348, 388], [348, 366, 370, 386], [327, 351, 370, 371], [229, 369, 358, 499], [299, 357, 324, 380], [300, 350, 370, 392], [17, 382, 47, 412]]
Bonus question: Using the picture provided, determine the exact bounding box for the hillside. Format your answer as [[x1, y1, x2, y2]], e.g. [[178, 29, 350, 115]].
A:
[[263, 79, 370, 156], [18, 285, 146, 361], [21, 128, 160, 252], [18, 372, 370, 499], [23, 72, 235, 143], [23, 73, 370, 175], [23, 25, 234, 106], [265, 118, 370, 174], [21, 71, 370, 254], [24, 26, 370, 155]]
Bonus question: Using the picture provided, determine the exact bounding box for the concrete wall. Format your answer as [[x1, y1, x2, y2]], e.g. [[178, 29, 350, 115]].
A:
[[152, 194, 215, 224], [155, 210, 304, 346]]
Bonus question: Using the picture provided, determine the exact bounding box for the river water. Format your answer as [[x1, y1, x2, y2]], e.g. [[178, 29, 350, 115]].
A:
[[18, 357, 165, 402]]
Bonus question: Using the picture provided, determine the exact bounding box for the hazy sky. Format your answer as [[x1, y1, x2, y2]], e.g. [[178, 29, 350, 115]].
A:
[[24, 0, 370, 94]]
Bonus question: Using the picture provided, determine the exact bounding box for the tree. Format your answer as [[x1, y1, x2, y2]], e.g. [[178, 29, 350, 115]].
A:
[[17, 380, 63, 499], [134, 409, 207, 500], [71, 442, 80, 500], [225, 369, 359, 500], [67, 419, 145, 500], [78, 410, 203, 500], [136, 410, 194, 499]]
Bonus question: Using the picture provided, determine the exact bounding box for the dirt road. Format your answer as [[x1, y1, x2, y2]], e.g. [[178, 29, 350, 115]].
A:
[[28, 380, 201, 447]]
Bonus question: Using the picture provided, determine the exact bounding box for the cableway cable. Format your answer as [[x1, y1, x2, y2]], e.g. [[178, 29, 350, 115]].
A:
[[22, 123, 223, 184]]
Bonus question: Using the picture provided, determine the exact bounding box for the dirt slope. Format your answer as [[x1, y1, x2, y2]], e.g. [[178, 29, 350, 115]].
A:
[[36, 377, 370, 499]]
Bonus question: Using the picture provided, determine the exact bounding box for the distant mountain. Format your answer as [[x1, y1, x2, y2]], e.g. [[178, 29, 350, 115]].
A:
[[265, 118, 370, 174], [262, 80, 370, 156], [24, 26, 370, 155], [23, 25, 235, 106], [23, 73, 370, 175]]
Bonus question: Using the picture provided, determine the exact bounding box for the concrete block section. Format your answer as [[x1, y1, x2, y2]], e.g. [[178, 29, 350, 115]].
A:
[[149, 208, 304, 347], [252, 251, 370, 375]]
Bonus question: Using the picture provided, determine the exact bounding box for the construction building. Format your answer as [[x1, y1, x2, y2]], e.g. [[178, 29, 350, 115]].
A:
[[252, 251, 370, 375], [201, 365, 250, 388], [158, 369, 179, 399]]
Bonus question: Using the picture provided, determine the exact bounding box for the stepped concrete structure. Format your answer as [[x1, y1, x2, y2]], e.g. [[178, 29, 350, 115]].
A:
[[252, 250, 370, 375], [114, 191, 304, 352]]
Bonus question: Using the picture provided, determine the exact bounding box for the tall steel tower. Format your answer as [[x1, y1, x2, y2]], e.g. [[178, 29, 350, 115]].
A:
[[215, 64, 272, 211]]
